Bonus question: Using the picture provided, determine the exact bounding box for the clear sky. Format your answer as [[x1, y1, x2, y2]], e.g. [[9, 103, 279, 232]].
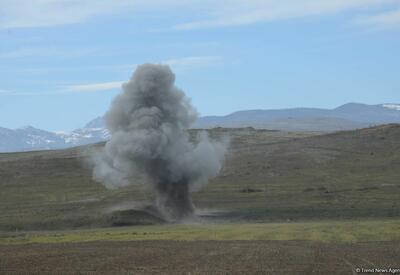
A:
[[0, 0, 399, 131]]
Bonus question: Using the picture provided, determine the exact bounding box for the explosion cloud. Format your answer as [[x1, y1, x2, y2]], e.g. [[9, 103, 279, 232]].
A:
[[92, 64, 227, 221]]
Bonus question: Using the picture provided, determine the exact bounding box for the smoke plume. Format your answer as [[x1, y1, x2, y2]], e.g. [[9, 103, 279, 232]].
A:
[[92, 64, 227, 221]]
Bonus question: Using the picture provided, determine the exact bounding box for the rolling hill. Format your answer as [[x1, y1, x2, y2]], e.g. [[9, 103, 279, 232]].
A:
[[193, 103, 400, 129], [0, 124, 399, 231], [1, 103, 400, 152]]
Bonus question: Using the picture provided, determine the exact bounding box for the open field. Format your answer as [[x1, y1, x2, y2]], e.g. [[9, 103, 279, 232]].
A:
[[1, 125, 400, 273], [1, 219, 400, 245], [1, 125, 400, 230], [1, 219, 399, 273], [2, 240, 400, 274]]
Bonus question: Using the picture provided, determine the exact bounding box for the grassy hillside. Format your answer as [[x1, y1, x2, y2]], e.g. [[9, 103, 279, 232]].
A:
[[0, 125, 399, 231]]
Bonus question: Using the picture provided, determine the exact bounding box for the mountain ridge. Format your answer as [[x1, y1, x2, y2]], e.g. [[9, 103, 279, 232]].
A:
[[1, 102, 399, 152]]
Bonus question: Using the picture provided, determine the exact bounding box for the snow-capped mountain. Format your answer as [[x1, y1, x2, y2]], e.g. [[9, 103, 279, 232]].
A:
[[382, 104, 400, 111], [58, 117, 110, 146], [1, 103, 400, 152], [0, 126, 66, 152], [56, 127, 110, 147], [0, 123, 110, 153]]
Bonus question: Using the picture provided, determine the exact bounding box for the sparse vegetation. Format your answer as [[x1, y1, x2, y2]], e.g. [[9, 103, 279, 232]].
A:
[[1, 126, 400, 230], [1, 126, 400, 273], [1, 219, 400, 245]]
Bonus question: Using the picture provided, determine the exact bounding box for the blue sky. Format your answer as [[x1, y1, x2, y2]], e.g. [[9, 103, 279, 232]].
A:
[[0, 0, 399, 131]]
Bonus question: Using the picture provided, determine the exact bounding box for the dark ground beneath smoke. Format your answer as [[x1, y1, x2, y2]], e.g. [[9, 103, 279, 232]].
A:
[[1, 240, 399, 274], [155, 178, 194, 221]]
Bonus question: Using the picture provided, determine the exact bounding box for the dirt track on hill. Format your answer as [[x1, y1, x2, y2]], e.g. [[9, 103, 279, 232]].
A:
[[1, 240, 399, 274]]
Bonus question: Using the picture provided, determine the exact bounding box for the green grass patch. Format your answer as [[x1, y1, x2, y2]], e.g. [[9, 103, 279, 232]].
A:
[[1, 219, 400, 245]]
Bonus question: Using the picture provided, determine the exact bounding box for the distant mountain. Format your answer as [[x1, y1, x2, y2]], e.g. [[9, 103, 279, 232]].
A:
[[0, 103, 399, 152], [77, 103, 400, 132], [56, 127, 110, 147], [0, 126, 66, 152], [194, 103, 400, 130], [0, 124, 110, 153], [333, 103, 400, 123]]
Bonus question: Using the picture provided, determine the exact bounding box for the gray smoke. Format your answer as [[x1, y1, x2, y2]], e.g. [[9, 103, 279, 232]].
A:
[[92, 64, 227, 221]]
